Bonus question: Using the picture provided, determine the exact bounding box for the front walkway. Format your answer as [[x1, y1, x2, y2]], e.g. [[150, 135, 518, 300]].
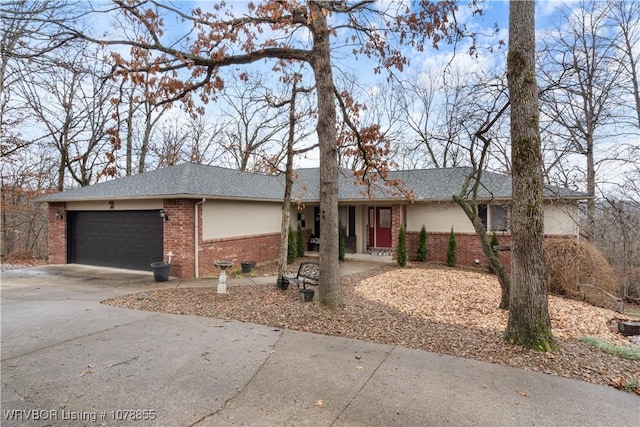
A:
[[225, 258, 388, 286], [304, 251, 393, 264]]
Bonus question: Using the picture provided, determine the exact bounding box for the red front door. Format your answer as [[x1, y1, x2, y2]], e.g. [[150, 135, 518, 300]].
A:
[[369, 207, 392, 248], [376, 208, 392, 247]]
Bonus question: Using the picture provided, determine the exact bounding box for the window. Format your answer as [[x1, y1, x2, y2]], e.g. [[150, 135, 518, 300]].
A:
[[478, 204, 488, 229], [477, 204, 509, 232], [379, 209, 391, 228], [490, 205, 509, 232], [338, 206, 356, 236]]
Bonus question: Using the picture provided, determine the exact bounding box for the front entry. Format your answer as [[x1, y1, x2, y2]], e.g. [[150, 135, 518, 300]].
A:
[[368, 207, 392, 248]]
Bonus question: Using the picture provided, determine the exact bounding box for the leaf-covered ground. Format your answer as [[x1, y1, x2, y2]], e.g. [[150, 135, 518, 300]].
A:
[[104, 264, 640, 394]]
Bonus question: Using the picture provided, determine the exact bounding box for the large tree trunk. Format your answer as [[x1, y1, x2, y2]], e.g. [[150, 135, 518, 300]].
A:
[[453, 196, 510, 309], [278, 150, 293, 279], [585, 132, 595, 241], [310, 4, 341, 307], [504, 0, 557, 351], [278, 77, 300, 279]]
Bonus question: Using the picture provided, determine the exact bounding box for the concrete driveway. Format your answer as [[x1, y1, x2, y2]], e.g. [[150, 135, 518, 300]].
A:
[[1, 265, 638, 426]]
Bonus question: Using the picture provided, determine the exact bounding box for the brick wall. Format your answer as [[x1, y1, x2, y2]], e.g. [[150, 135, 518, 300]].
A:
[[47, 203, 67, 264], [198, 233, 281, 278], [46, 197, 283, 278], [390, 204, 404, 253], [405, 232, 512, 270], [162, 198, 282, 278], [404, 232, 577, 271], [47, 197, 577, 278], [162, 199, 197, 278]]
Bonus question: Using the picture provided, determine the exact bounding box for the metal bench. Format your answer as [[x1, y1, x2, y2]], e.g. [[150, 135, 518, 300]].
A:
[[287, 261, 319, 290]]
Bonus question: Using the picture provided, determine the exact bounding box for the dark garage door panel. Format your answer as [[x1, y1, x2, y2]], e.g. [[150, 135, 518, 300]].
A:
[[68, 211, 163, 271]]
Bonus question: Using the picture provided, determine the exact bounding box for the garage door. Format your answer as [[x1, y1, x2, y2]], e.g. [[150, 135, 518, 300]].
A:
[[67, 210, 163, 271]]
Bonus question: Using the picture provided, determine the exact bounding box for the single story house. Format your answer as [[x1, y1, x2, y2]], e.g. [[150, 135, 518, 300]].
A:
[[39, 162, 587, 278]]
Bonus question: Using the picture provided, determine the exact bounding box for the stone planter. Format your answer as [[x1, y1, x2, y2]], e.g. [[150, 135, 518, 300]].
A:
[[150, 262, 171, 282]]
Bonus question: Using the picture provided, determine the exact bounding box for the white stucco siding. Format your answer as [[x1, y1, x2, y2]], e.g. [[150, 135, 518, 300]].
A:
[[290, 205, 314, 232], [406, 200, 579, 236], [354, 205, 364, 252], [544, 202, 579, 236], [406, 203, 476, 233], [203, 200, 281, 240], [66, 200, 163, 211]]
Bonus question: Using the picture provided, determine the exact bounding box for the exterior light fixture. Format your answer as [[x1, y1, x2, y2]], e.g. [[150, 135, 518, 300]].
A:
[[159, 209, 169, 221]]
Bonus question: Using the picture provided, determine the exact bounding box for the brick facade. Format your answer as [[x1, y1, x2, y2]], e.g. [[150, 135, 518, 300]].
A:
[[163, 199, 281, 278], [390, 204, 404, 253], [405, 231, 512, 270], [403, 231, 576, 271], [47, 198, 575, 277], [47, 203, 67, 264], [198, 233, 281, 278], [46, 199, 281, 278], [162, 199, 197, 278]]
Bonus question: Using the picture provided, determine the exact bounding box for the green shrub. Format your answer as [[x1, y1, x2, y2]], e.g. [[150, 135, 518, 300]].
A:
[[339, 221, 345, 261], [578, 336, 640, 361], [397, 226, 407, 267], [446, 227, 457, 267], [287, 225, 297, 264], [488, 232, 499, 273], [623, 379, 640, 393], [296, 224, 305, 257], [417, 225, 427, 262]]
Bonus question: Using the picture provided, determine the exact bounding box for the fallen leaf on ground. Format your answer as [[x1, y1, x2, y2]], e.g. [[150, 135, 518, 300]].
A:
[[103, 265, 640, 393]]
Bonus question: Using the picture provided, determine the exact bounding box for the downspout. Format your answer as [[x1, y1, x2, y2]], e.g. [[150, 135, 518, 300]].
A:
[[195, 198, 206, 278]]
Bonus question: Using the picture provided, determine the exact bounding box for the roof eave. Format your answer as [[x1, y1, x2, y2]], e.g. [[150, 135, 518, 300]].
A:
[[39, 194, 284, 203]]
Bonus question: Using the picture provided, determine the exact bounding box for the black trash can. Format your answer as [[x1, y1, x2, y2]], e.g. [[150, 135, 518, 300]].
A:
[[150, 262, 171, 282]]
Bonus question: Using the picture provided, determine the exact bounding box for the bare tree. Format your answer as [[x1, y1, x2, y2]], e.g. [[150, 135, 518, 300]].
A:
[[504, 0, 556, 351], [114, 71, 168, 176], [272, 73, 316, 281], [185, 114, 228, 166], [593, 197, 640, 299], [150, 118, 189, 169], [608, 0, 640, 129], [0, 145, 56, 258], [59, 0, 461, 307], [335, 76, 404, 172], [538, 0, 625, 241], [218, 74, 290, 172], [0, 1, 77, 158], [16, 42, 117, 189], [396, 68, 473, 169]]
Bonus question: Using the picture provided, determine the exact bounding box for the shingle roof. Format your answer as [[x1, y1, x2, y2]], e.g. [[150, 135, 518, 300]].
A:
[[292, 167, 587, 201], [39, 163, 285, 202], [38, 163, 588, 203]]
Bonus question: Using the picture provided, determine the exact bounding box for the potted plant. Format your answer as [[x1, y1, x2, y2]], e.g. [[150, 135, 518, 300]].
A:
[[150, 261, 171, 282], [151, 252, 174, 282], [276, 276, 290, 290], [299, 288, 314, 302], [241, 261, 256, 274]]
